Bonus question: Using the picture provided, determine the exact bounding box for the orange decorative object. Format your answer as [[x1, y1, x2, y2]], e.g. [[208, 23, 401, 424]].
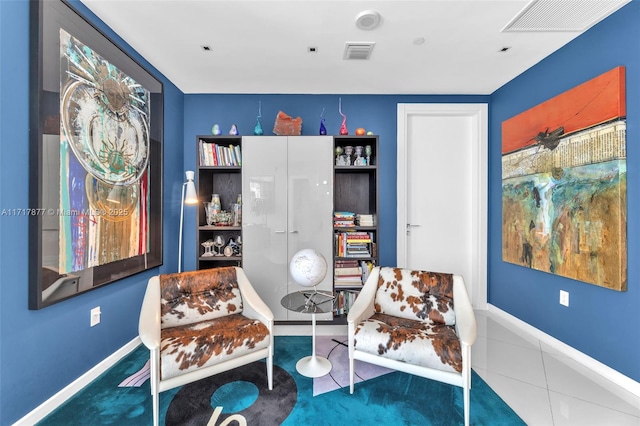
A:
[[355, 128, 366, 136], [273, 111, 302, 136]]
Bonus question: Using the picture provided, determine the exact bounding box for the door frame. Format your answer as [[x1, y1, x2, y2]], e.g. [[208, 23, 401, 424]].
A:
[[396, 103, 488, 309]]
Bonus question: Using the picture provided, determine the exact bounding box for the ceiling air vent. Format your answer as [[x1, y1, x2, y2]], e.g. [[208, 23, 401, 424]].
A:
[[343, 42, 375, 60], [502, 0, 630, 32]]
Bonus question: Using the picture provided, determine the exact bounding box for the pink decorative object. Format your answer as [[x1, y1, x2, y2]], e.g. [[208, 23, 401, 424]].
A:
[[339, 97, 348, 135]]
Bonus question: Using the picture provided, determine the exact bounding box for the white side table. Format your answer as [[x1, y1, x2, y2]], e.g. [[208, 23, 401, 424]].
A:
[[281, 290, 334, 378]]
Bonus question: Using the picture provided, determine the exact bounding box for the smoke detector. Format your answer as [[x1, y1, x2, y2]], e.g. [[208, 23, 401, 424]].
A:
[[355, 10, 381, 30]]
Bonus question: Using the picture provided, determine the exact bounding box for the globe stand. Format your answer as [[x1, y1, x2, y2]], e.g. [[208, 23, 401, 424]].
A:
[[287, 249, 334, 378]]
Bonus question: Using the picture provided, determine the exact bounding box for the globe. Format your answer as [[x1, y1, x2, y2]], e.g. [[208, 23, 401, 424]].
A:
[[289, 249, 328, 287]]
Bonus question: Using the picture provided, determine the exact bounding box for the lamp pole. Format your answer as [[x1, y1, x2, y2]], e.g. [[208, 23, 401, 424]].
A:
[[178, 171, 197, 272]]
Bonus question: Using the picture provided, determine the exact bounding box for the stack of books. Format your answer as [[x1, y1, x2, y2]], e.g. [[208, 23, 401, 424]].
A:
[[356, 214, 375, 226], [334, 259, 363, 288], [334, 212, 356, 228]]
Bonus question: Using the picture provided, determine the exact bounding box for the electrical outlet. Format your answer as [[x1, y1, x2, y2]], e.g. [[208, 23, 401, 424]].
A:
[[90, 306, 101, 327], [559, 290, 569, 307]]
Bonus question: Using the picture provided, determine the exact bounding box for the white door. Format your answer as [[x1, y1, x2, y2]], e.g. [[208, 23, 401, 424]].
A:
[[397, 104, 488, 309]]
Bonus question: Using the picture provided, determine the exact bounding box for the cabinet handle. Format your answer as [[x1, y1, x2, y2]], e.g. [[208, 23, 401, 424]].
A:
[[289, 230, 299, 234], [274, 230, 286, 234]]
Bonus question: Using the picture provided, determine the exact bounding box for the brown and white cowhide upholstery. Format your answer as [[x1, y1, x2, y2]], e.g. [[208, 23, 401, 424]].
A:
[[158, 267, 270, 380], [354, 267, 462, 373]]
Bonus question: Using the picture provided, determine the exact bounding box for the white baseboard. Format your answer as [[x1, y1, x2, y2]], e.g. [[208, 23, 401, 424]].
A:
[[488, 304, 640, 402], [13, 337, 142, 426]]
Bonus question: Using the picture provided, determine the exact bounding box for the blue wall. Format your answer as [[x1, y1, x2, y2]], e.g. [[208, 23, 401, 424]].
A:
[[488, 2, 640, 382], [182, 94, 489, 272], [0, 1, 184, 424]]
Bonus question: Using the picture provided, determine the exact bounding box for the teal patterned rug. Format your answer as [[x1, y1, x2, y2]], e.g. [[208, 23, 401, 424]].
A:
[[38, 336, 525, 425]]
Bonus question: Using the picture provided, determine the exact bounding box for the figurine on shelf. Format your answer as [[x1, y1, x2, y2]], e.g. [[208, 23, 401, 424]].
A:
[[229, 124, 239, 135], [338, 97, 348, 135], [365, 145, 372, 166], [319, 108, 327, 135], [212, 124, 221, 135], [254, 101, 264, 135], [202, 239, 215, 257]]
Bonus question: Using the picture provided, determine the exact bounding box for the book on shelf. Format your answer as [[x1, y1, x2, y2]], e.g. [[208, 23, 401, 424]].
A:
[[356, 213, 375, 226], [199, 139, 242, 166], [334, 290, 359, 315]]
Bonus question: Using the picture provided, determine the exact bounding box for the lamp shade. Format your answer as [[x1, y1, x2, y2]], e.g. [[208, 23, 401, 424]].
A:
[[184, 171, 198, 204], [289, 249, 327, 287]]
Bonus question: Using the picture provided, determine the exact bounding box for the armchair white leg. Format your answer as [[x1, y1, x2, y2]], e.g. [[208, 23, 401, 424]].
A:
[[267, 354, 273, 390], [349, 356, 355, 394]]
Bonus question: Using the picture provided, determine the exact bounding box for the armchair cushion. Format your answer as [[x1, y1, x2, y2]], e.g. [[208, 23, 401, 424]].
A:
[[354, 312, 462, 373], [160, 314, 270, 380], [375, 267, 455, 326], [160, 267, 243, 328]]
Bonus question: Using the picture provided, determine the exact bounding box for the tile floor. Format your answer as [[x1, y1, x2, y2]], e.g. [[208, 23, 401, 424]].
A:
[[282, 309, 640, 425], [473, 310, 640, 425]]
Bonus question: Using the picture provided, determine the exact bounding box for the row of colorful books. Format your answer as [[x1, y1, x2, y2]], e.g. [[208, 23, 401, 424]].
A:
[[335, 231, 374, 258], [334, 290, 359, 316], [199, 139, 242, 166]]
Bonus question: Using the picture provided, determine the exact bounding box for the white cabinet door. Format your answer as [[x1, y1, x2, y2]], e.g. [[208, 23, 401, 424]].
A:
[[242, 136, 333, 320]]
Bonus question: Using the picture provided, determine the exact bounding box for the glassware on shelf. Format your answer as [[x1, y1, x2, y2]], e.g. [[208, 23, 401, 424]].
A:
[[211, 194, 221, 215], [354, 146, 365, 166], [365, 145, 372, 166], [335, 146, 345, 166], [213, 235, 224, 256], [204, 202, 215, 226], [344, 146, 354, 166], [231, 203, 241, 226]]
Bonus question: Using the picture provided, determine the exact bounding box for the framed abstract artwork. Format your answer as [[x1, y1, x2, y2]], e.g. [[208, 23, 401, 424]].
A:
[[29, 0, 164, 309], [502, 66, 626, 291]]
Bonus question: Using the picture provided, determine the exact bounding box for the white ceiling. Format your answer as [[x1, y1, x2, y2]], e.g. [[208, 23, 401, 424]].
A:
[[79, 0, 630, 95]]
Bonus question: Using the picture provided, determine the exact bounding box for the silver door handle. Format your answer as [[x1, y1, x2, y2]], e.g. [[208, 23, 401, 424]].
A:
[[274, 230, 286, 234], [289, 230, 298, 234]]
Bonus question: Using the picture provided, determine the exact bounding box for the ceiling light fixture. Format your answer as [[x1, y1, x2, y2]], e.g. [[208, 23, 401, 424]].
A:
[[355, 10, 381, 31], [413, 37, 426, 46]]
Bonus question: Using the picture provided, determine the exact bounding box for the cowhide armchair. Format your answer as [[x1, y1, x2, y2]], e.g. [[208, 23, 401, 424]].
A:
[[139, 266, 274, 426], [347, 267, 477, 426]]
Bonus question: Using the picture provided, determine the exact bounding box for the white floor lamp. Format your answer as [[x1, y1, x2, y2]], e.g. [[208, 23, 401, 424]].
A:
[[178, 171, 198, 273]]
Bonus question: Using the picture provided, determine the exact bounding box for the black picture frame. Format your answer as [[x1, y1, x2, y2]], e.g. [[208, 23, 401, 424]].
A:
[[29, 0, 163, 309]]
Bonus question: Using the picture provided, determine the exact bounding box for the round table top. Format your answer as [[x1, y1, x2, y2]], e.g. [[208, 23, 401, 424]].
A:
[[280, 290, 335, 314]]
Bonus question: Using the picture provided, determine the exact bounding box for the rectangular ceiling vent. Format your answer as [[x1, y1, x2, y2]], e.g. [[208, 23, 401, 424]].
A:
[[502, 0, 630, 32], [343, 42, 375, 60]]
